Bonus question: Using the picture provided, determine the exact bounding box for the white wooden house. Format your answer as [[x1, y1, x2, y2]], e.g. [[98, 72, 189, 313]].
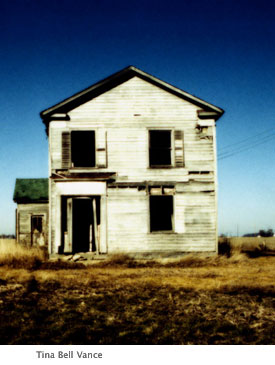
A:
[[40, 66, 224, 256]]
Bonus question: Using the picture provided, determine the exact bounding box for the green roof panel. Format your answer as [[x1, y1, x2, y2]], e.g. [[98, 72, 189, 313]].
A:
[[13, 178, 48, 203]]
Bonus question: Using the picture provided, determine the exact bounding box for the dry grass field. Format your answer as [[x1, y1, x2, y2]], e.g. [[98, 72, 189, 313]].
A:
[[219, 236, 275, 256], [0, 238, 275, 344]]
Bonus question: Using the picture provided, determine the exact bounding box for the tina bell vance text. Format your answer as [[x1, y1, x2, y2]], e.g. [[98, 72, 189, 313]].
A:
[[36, 351, 103, 359]]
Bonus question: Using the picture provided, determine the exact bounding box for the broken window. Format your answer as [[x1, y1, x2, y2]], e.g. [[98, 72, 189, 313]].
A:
[[149, 130, 172, 167], [71, 131, 96, 167], [150, 195, 173, 232]]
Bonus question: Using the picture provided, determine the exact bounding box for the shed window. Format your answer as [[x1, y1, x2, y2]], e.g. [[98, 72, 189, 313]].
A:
[[71, 131, 96, 167], [150, 195, 173, 232], [149, 130, 172, 167], [31, 216, 43, 233]]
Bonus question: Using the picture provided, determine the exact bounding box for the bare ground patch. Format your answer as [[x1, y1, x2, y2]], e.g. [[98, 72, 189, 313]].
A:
[[0, 255, 275, 344]]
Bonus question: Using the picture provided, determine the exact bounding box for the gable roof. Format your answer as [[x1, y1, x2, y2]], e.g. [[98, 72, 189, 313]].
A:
[[13, 178, 48, 203], [40, 66, 224, 125]]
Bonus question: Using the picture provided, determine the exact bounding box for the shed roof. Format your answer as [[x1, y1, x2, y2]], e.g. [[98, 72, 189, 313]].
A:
[[40, 66, 224, 127], [13, 178, 48, 203]]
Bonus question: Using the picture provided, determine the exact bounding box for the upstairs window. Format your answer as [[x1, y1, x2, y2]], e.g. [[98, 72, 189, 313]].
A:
[[62, 130, 96, 168], [149, 130, 172, 167], [71, 131, 96, 167]]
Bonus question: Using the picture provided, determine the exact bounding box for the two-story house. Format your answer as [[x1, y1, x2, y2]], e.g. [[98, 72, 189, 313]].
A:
[[40, 66, 224, 256]]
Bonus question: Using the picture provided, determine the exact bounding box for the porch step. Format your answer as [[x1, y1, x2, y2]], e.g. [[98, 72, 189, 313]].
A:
[[50, 252, 108, 262]]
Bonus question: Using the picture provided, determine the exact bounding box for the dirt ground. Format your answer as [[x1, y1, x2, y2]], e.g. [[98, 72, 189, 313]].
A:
[[0, 254, 275, 344]]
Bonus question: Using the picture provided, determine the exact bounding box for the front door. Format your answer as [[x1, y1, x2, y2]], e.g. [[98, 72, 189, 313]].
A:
[[72, 198, 93, 253], [63, 196, 100, 254]]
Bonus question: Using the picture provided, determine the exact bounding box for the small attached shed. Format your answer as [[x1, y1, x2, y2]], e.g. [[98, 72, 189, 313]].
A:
[[13, 178, 49, 247]]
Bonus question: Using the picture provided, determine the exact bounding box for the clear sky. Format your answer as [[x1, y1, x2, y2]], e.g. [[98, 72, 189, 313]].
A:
[[1, 0, 275, 236]]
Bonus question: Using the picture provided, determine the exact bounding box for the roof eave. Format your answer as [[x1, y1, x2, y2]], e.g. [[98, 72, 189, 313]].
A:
[[13, 198, 49, 204], [40, 66, 224, 123], [198, 110, 224, 121]]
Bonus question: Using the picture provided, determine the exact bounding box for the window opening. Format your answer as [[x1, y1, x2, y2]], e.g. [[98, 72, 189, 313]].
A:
[[31, 216, 43, 233], [71, 131, 96, 167], [149, 130, 172, 166], [150, 195, 173, 232]]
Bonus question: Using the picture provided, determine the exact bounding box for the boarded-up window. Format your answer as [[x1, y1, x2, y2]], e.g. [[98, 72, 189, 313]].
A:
[[150, 195, 173, 232], [149, 130, 172, 167]]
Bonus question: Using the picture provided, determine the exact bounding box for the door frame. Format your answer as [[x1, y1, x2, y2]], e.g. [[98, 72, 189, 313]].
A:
[[54, 181, 107, 255]]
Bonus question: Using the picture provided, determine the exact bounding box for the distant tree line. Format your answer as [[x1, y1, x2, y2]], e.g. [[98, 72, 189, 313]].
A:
[[221, 229, 274, 238], [0, 234, 15, 239], [243, 229, 274, 237]]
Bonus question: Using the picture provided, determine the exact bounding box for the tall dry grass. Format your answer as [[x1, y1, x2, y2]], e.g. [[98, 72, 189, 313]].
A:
[[0, 239, 47, 269]]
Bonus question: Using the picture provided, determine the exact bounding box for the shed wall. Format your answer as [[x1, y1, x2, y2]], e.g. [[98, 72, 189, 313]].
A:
[[17, 203, 48, 247]]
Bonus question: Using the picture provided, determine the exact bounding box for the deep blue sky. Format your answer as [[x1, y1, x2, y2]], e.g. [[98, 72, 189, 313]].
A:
[[1, 0, 275, 236]]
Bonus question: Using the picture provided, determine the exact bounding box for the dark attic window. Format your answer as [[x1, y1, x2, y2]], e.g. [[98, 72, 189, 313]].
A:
[[71, 131, 96, 167], [150, 195, 173, 232], [149, 130, 172, 167]]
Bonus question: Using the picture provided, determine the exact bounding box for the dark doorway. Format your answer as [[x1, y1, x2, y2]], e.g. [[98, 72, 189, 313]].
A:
[[73, 198, 93, 253], [61, 196, 101, 254]]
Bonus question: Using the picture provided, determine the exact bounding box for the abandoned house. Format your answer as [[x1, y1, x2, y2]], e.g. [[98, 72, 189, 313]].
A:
[[13, 178, 49, 247], [35, 65, 223, 255]]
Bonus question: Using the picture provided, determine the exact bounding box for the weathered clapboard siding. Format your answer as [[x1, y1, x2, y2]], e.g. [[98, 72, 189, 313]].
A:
[[16, 203, 48, 246], [106, 187, 216, 253], [50, 78, 215, 175], [68, 77, 199, 121], [50, 126, 215, 177]]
